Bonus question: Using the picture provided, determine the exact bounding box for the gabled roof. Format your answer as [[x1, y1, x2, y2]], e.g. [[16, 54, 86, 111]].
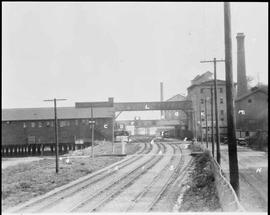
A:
[[235, 88, 268, 102], [191, 71, 213, 82], [166, 94, 186, 101], [2, 107, 114, 121]]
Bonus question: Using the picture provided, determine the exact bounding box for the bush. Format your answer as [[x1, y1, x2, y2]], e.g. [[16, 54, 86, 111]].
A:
[[19, 182, 31, 190]]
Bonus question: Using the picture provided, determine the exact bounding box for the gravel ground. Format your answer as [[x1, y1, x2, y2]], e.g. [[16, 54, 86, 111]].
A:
[[1, 141, 141, 211]]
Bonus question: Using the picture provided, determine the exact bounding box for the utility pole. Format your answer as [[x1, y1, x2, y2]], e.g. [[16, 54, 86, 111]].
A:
[[90, 105, 94, 158], [44, 98, 67, 173], [194, 111, 197, 142], [160, 82, 164, 119], [204, 97, 208, 148], [200, 58, 225, 164], [112, 113, 115, 153], [211, 87, 215, 157], [224, 2, 240, 197], [199, 104, 203, 144]]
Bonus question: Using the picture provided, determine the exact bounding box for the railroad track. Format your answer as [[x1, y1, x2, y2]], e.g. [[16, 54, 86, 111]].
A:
[[7, 137, 156, 213], [8, 138, 192, 213], [69, 142, 166, 212], [90, 142, 186, 212], [124, 143, 182, 212]]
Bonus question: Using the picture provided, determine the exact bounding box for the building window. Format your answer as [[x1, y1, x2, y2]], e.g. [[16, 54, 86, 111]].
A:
[[248, 99, 252, 103], [220, 88, 223, 93], [220, 98, 224, 104], [23, 122, 27, 128], [50, 121, 54, 127], [60, 120, 69, 127], [200, 99, 204, 104], [38, 122, 42, 128], [6, 121, 10, 124], [82, 119, 88, 125], [220, 110, 224, 115], [31, 122, 36, 128], [60, 121, 65, 127], [75, 120, 79, 126], [46, 121, 50, 127], [200, 88, 204, 93]]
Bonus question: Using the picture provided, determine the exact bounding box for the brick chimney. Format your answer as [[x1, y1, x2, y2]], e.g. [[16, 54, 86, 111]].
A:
[[236, 33, 248, 98]]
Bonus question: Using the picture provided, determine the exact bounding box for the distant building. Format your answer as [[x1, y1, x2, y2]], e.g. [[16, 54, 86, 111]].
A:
[[235, 86, 268, 132], [187, 72, 236, 140], [164, 94, 187, 123]]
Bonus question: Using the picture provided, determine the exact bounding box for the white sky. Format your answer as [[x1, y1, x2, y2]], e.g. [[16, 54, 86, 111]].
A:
[[2, 2, 268, 120]]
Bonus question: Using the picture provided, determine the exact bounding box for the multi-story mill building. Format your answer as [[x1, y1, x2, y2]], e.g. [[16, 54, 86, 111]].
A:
[[186, 71, 236, 140]]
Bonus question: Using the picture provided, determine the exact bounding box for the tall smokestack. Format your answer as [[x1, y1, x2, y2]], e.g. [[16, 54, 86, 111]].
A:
[[236, 33, 248, 98], [160, 82, 164, 119]]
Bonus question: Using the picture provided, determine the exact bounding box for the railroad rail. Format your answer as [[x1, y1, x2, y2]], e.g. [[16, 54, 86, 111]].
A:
[[7, 137, 155, 213], [7, 138, 192, 213]]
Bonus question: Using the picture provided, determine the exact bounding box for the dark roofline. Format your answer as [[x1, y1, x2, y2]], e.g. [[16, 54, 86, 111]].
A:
[[235, 88, 268, 102]]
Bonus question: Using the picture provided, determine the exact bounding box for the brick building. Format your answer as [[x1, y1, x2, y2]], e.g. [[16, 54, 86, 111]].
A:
[[235, 86, 268, 132], [2, 106, 114, 156]]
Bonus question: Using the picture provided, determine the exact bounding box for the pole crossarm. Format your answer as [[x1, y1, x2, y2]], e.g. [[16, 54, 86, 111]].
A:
[[44, 99, 67, 102], [200, 59, 225, 63]]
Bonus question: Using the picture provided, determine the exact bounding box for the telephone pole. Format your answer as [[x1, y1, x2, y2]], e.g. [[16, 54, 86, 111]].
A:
[[204, 97, 208, 148], [112, 113, 115, 153], [90, 105, 95, 158], [200, 58, 225, 164], [44, 98, 67, 173], [199, 104, 203, 144], [211, 87, 215, 157], [224, 2, 240, 197]]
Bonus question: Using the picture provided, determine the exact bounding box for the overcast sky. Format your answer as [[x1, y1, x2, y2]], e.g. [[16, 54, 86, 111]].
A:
[[2, 2, 268, 120]]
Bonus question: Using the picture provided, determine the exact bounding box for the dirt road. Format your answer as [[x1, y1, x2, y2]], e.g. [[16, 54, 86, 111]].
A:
[[6, 139, 192, 213], [206, 143, 268, 212]]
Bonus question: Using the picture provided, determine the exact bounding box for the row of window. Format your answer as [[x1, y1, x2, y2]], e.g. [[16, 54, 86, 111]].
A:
[[200, 97, 224, 104], [201, 117, 225, 122], [200, 88, 223, 94], [21, 119, 96, 128]]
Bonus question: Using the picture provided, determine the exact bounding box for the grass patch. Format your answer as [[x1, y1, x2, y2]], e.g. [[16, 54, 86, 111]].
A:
[[2, 141, 142, 211], [179, 151, 221, 212]]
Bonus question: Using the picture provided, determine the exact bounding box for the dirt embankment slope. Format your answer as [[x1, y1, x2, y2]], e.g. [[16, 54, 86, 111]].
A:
[[178, 147, 221, 212]]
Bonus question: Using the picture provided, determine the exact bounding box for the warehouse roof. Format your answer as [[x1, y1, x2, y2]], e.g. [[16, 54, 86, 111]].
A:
[[2, 107, 114, 121]]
